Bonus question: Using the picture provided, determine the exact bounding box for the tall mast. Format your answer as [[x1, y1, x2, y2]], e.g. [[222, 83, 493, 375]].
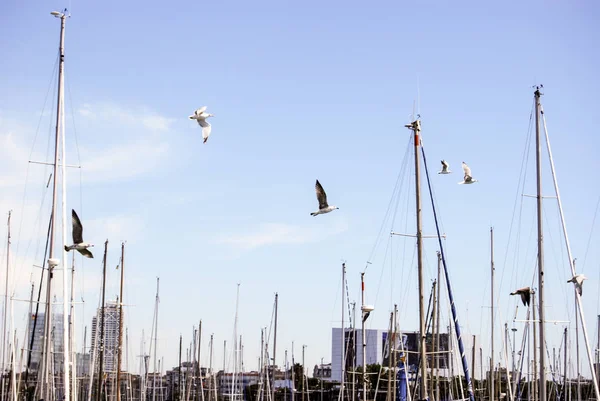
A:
[[70, 252, 78, 401], [341, 263, 346, 401], [41, 10, 68, 401], [386, 312, 392, 401], [179, 335, 183, 401], [435, 251, 441, 401], [597, 315, 600, 391], [96, 240, 108, 401], [532, 291, 538, 401], [490, 227, 495, 401], [198, 321, 204, 401], [405, 119, 428, 400], [392, 305, 397, 401], [360, 273, 373, 401], [563, 328, 568, 399], [116, 243, 125, 401], [352, 302, 356, 401], [431, 276, 437, 400], [260, 329, 264, 401], [534, 87, 546, 401], [302, 345, 307, 401], [272, 293, 278, 401], [232, 284, 240, 401], [152, 278, 160, 401], [575, 292, 580, 401], [291, 342, 295, 401], [1, 210, 11, 401], [209, 334, 214, 401], [361, 274, 366, 401]]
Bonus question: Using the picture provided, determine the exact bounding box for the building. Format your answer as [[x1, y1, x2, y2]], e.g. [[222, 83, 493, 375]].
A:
[[91, 302, 121, 373], [331, 328, 449, 382], [313, 363, 331, 380], [27, 312, 65, 373], [76, 353, 91, 377], [215, 370, 291, 399]]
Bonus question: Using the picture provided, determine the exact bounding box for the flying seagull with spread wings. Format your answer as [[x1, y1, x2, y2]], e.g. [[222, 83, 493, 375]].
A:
[[310, 180, 339, 216], [438, 160, 452, 174], [567, 274, 586, 296], [458, 161, 478, 184], [510, 287, 531, 306], [189, 106, 215, 143], [64, 209, 94, 258]]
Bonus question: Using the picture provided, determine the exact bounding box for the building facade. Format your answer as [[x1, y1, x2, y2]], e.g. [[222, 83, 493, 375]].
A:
[[331, 328, 449, 382], [91, 302, 121, 373], [27, 312, 65, 373]]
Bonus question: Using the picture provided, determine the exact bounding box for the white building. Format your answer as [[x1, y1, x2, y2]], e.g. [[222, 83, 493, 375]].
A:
[[27, 312, 65, 373], [331, 328, 450, 383], [91, 302, 121, 372], [331, 328, 386, 383]]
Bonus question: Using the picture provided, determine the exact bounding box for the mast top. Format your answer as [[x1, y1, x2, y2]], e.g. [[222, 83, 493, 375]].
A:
[[533, 84, 544, 97], [405, 119, 421, 131], [50, 8, 69, 18]]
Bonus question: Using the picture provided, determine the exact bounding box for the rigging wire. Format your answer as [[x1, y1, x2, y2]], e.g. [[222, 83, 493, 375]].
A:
[[363, 133, 412, 273], [14, 54, 59, 270], [581, 195, 600, 273], [499, 101, 535, 314]]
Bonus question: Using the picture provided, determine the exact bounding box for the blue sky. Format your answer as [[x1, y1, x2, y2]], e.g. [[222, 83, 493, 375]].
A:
[[1, 0, 599, 379]]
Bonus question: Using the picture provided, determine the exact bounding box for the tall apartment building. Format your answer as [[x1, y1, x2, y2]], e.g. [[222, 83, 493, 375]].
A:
[[91, 302, 121, 373], [331, 328, 449, 382], [27, 312, 65, 373]]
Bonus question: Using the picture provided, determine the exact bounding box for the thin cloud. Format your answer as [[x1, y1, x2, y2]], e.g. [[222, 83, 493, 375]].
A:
[[74, 102, 175, 182], [215, 220, 348, 251], [77, 103, 175, 132]]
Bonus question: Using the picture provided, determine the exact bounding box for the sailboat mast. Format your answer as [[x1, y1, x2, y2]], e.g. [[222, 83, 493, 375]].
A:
[[562, 328, 567, 398], [232, 284, 240, 401], [534, 86, 546, 401], [153, 278, 160, 401], [435, 251, 441, 401], [198, 321, 204, 401], [1, 210, 11, 401], [70, 253, 78, 401], [490, 227, 495, 401], [40, 10, 68, 401], [360, 274, 366, 401], [406, 119, 428, 400], [116, 243, 125, 401], [291, 342, 295, 401], [58, 8, 71, 398], [341, 263, 346, 401], [209, 334, 214, 401], [96, 240, 108, 401], [179, 335, 183, 401], [272, 293, 278, 401]]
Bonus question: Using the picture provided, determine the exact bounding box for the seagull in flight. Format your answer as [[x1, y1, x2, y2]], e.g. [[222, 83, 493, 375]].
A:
[[64, 209, 94, 258], [438, 160, 452, 174], [567, 274, 586, 296], [458, 161, 478, 184], [189, 106, 215, 143], [310, 180, 339, 216], [510, 287, 531, 306]]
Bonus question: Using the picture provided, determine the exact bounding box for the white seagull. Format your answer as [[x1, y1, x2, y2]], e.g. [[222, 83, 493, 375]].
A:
[[64, 209, 94, 258], [438, 160, 452, 174], [567, 274, 586, 296], [189, 106, 215, 143], [458, 161, 478, 184], [310, 180, 339, 216], [509, 286, 531, 306]]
